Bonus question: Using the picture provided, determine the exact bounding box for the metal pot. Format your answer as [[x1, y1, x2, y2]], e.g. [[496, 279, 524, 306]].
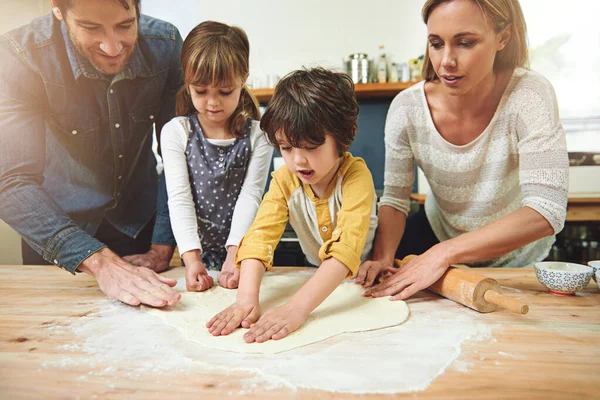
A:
[[344, 53, 371, 84]]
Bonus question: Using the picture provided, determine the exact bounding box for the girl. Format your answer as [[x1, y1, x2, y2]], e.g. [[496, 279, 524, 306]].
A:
[[356, 0, 569, 299], [207, 67, 378, 343], [161, 21, 273, 292]]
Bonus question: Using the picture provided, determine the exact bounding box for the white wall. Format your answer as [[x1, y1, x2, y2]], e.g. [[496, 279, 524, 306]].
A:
[[142, 0, 428, 87]]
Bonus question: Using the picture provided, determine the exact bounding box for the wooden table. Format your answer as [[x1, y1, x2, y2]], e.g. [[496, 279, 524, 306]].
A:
[[0, 265, 598, 399]]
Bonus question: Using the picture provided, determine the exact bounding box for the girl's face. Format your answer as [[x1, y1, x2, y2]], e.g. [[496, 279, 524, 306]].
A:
[[426, 0, 510, 95], [277, 133, 341, 194], [189, 76, 244, 128]]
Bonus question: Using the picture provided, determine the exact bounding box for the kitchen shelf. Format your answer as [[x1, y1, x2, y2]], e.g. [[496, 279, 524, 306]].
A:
[[251, 81, 420, 103]]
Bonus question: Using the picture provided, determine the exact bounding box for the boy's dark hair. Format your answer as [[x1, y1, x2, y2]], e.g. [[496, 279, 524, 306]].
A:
[[53, 0, 141, 19], [260, 67, 359, 155]]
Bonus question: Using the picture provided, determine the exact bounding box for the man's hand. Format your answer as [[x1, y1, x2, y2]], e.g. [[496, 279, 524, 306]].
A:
[[217, 245, 240, 289], [123, 244, 174, 273], [78, 248, 180, 307], [243, 304, 308, 343]]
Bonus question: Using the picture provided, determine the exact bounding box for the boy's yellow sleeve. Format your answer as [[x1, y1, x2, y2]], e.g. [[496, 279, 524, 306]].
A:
[[235, 173, 290, 271], [318, 160, 375, 277]]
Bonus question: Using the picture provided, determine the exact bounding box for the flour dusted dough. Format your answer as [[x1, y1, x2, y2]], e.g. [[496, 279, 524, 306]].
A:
[[146, 270, 409, 354]]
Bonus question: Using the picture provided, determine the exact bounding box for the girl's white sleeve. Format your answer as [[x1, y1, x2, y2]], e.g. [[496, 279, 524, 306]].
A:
[[226, 122, 274, 248], [160, 118, 202, 255]]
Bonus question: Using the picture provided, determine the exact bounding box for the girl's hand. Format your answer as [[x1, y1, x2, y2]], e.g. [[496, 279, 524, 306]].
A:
[[185, 262, 214, 292], [354, 259, 392, 288], [243, 304, 308, 343], [218, 246, 240, 289], [364, 244, 452, 300], [206, 301, 261, 336]]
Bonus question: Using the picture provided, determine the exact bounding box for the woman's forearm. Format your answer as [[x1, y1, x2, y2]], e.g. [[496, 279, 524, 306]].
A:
[[372, 205, 407, 266], [444, 206, 554, 265]]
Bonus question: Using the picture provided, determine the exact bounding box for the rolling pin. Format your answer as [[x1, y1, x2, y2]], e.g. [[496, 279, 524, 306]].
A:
[[395, 255, 529, 314]]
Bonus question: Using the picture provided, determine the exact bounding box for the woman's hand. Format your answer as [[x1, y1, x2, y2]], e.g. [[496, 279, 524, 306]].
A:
[[364, 244, 452, 300], [185, 261, 214, 292], [206, 301, 261, 336], [243, 304, 308, 343]]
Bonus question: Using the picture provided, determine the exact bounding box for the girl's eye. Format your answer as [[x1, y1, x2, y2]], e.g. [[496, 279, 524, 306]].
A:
[[429, 42, 443, 50], [220, 90, 233, 96], [194, 89, 207, 95]]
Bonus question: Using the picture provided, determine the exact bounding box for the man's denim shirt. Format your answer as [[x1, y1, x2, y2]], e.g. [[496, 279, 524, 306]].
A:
[[0, 14, 183, 273]]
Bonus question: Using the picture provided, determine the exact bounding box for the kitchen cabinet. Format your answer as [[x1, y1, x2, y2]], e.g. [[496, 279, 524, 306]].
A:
[[251, 81, 418, 103]]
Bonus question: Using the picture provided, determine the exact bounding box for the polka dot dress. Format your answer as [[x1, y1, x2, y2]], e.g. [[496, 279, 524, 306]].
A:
[[185, 114, 251, 270]]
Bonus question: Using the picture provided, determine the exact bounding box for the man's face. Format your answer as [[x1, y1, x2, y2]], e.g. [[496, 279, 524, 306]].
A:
[[54, 0, 138, 76]]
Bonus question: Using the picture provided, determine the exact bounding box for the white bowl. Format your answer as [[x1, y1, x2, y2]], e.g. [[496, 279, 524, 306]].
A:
[[587, 260, 600, 283], [534, 262, 593, 296], [597, 271, 600, 289]]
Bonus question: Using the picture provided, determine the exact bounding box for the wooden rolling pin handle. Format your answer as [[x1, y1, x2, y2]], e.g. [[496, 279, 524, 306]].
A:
[[483, 290, 529, 315]]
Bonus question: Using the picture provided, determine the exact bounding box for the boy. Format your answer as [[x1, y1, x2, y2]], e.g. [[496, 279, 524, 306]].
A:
[[207, 67, 378, 343]]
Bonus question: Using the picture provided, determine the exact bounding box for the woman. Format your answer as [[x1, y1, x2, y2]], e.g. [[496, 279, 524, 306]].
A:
[[356, 0, 569, 300]]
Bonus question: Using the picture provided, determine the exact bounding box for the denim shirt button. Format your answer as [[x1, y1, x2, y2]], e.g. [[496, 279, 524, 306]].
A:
[[115, 123, 120, 128], [109, 89, 114, 94], [118, 176, 122, 180], [53, 259, 59, 264], [71, 130, 77, 135], [118, 154, 123, 159], [149, 115, 154, 120]]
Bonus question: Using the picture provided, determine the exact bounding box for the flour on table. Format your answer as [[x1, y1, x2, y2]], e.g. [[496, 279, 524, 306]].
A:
[[144, 270, 410, 354], [46, 269, 493, 394]]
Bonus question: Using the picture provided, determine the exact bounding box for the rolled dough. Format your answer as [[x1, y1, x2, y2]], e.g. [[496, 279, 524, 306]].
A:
[[145, 270, 409, 354]]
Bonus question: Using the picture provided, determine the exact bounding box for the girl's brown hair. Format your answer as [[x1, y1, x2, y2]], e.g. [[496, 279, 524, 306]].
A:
[[421, 0, 529, 81], [176, 21, 260, 138]]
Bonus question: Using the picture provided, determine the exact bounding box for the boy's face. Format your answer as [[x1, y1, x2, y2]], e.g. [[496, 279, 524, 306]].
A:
[[53, 0, 138, 76], [277, 132, 342, 194]]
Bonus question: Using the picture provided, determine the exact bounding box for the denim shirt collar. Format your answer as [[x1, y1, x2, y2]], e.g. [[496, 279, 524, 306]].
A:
[[61, 21, 153, 81]]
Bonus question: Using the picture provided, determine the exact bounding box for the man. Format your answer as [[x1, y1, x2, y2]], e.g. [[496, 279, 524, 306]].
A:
[[0, 0, 182, 307]]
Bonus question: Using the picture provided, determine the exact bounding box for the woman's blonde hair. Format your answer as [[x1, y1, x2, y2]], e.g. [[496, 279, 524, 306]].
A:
[[176, 21, 260, 138], [421, 0, 528, 81]]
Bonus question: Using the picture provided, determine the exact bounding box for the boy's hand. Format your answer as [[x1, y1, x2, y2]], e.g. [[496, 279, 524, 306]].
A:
[[206, 301, 261, 336], [217, 246, 240, 289], [185, 262, 214, 292], [243, 304, 308, 343]]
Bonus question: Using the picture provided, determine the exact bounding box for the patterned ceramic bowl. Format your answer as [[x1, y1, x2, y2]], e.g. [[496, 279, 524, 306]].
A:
[[534, 262, 593, 296], [587, 260, 600, 283], [597, 271, 600, 289]]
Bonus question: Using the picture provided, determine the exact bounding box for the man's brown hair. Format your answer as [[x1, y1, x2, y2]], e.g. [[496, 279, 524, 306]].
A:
[[52, 0, 141, 19], [261, 67, 359, 155]]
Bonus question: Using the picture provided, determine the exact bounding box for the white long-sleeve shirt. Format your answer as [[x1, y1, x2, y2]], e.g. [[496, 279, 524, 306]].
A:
[[380, 68, 569, 267], [160, 116, 273, 255]]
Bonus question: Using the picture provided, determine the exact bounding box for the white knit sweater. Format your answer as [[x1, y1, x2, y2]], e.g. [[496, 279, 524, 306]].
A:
[[379, 68, 569, 268]]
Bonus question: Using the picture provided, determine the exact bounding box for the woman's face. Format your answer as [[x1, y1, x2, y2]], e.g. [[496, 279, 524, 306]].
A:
[[426, 0, 509, 95]]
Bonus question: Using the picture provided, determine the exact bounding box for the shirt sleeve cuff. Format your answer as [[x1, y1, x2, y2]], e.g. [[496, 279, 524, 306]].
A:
[[43, 227, 107, 274], [319, 234, 360, 277], [234, 236, 275, 271]]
